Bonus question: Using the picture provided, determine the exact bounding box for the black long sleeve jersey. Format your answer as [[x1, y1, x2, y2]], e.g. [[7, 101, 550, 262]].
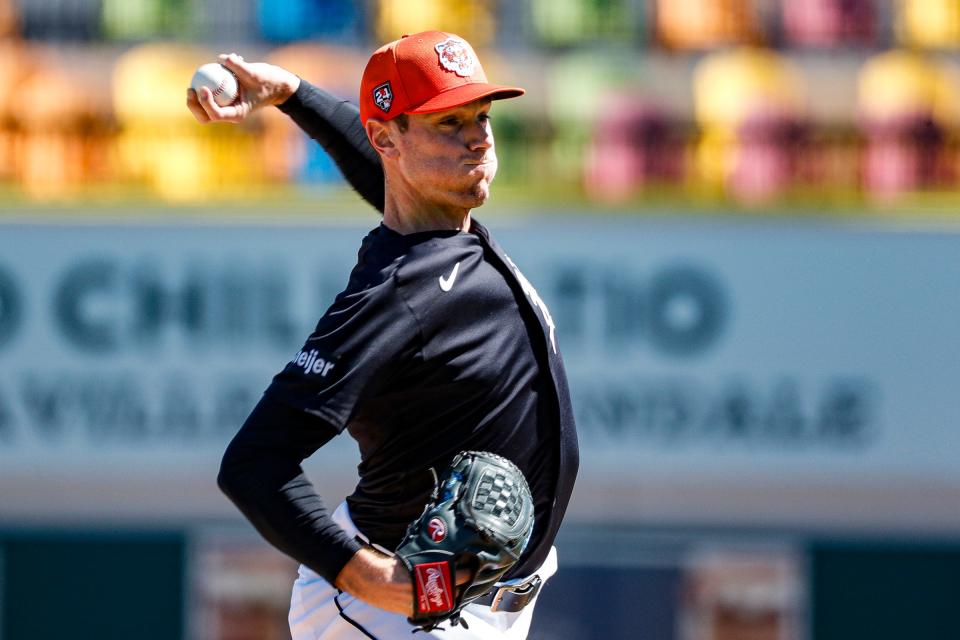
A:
[[218, 80, 579, 585]]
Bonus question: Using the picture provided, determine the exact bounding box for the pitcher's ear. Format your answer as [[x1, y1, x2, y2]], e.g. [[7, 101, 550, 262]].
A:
[[366, 118, 400, 159]]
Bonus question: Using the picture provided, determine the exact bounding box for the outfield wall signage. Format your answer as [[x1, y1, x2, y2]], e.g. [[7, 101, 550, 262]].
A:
[[0, 219, 956, 533]]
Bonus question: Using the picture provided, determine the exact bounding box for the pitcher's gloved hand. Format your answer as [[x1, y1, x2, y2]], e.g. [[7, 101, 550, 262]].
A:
[[395, 451, 535, 632]]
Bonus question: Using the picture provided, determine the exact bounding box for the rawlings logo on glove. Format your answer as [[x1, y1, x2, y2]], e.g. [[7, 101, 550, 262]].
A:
[[395, 451, 535, 631], [414, 562, 453, 612]]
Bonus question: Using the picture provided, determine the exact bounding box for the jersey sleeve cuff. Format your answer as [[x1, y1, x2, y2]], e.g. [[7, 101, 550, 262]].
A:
[[276, 78, 339, 118], [276, 77, 309, 114], [313, 533, 364, 585]]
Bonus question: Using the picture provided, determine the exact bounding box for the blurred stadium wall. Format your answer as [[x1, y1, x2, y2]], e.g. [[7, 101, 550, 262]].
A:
[[2, 2, 960, 640]]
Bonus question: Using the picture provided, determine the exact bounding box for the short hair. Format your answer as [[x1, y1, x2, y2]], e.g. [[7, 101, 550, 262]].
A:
[[393, 113, 409, 133]]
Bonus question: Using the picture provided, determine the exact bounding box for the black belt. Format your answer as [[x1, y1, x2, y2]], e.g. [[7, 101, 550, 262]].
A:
[[473, 573, 543, 613]]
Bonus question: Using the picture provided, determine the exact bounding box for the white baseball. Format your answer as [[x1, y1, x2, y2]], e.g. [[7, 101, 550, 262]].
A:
[[191, 63, 239, 107]]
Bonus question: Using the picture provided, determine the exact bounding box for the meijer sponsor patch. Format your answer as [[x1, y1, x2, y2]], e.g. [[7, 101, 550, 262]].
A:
[[290, 348, 337, 377]]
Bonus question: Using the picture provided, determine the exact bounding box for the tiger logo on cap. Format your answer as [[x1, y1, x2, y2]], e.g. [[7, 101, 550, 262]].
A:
[[435, 38, 476, 78]]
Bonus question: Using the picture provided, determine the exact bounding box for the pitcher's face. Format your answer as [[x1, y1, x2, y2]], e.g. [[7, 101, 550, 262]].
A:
[[393, 99, 497, 210]]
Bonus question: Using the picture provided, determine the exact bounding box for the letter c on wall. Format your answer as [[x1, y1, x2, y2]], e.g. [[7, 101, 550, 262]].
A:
[[0, 265, 23, 349]]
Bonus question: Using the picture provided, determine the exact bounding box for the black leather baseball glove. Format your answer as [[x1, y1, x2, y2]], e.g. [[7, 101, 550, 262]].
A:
[[395, 451, 535, 631]]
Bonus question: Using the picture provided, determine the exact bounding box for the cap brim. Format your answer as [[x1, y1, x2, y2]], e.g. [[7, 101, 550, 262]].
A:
[[407, 83, 525, 115]]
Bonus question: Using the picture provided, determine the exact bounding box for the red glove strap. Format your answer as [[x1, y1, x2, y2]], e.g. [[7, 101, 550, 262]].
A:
[[413, 561, 454, 614]]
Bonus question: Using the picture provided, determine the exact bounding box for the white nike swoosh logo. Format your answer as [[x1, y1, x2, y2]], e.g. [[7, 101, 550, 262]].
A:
[[438, 262, 461, 292]]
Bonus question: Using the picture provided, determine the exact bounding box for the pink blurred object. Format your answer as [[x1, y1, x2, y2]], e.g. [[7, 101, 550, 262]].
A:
[[586, 100, 686, 202], [728, 106, 808, 203], [781, 0, 878, 47], [862, 112, 949, 198]]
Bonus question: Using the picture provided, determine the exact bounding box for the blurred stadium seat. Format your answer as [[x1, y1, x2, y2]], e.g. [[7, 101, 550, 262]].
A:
[[781, 0, 879, 48], [655, 0, 760, 50], [374, 0, 496, 46], [543, 49, 644, 192], [896, 0, 960, 49], [730, 106, 810, 203], [257, 0, 360, 43], [102, 0, 190, 41], [529, 0, 637, 47], [693, 47, 808, 202], [0, 39, 31, 183], [585, 98, 687, 202], [11, 58, 112, 199], [858, 49, 959, 199]]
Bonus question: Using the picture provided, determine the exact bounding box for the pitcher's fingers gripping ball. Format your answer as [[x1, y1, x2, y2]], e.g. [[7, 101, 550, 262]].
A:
[[395, 451, 535, 631], [190, 62, 240, 107]]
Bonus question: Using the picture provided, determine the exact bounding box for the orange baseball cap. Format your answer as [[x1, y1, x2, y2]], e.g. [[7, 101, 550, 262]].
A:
[[359, 31, 525, 125]]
